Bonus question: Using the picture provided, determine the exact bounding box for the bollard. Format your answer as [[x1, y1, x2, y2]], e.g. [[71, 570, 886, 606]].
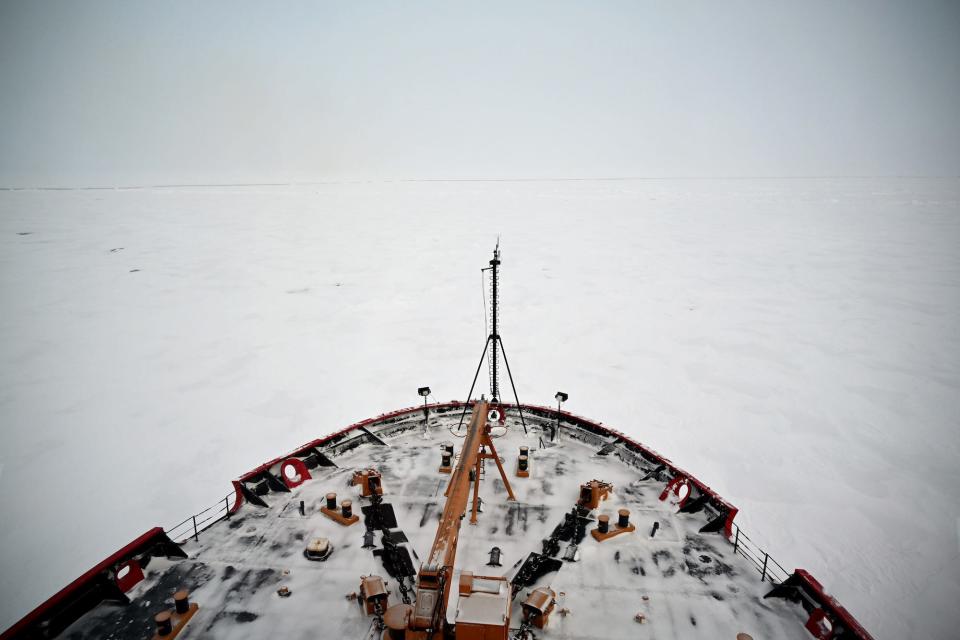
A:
[[155, 611, 172, 636], [443, 442, 454, 456], [487, 546, 502, 566], [174, 590, 190, 614], [518, 455, 529, 471], [617, 509, 630, 528], [519, 446, 529, 457], [341, 500, 353, 519], [326, 493, 337, 510], [597, 514, 610, 534]]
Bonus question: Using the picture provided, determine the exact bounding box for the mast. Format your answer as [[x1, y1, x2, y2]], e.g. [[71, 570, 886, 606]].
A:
[[488, 242, 500, 401], [457, 242, 527, 434]]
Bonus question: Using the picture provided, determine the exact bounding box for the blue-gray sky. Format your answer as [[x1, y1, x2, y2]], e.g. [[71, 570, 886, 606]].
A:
[[1, 0, 958, 186]]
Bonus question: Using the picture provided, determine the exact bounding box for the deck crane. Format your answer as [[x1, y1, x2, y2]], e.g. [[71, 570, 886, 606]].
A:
[[383, 400, 516, 640]]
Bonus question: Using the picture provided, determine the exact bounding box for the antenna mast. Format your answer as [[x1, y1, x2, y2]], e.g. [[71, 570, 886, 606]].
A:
[[488, 241, 500, 401], [458, 241, 528, 434]]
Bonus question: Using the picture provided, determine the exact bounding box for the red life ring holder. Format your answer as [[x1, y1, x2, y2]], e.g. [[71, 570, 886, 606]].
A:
[[280, 458, 312, 489], [658, 475, 691, 508], [487, 404, 507, 425]]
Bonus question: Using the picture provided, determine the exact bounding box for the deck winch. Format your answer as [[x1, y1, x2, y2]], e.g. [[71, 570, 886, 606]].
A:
[[577, 479, 612, 509], [359, 575, 390, 618], [521, 587, 557, 629], [352, 468, 384, 497]]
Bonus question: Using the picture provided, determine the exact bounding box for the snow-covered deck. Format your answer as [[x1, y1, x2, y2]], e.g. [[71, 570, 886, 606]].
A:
[[62, 407, 810, 639]]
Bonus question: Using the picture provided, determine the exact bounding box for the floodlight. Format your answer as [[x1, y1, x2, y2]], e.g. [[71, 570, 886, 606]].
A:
[[553, 391, 568, 443]]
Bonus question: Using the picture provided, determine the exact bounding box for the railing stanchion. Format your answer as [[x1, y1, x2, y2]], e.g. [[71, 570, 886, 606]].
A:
[[192, 515, 198, 542], [225, 495, 230, 519], [733, 527, 740, 554], [761, 552, 768, 582]]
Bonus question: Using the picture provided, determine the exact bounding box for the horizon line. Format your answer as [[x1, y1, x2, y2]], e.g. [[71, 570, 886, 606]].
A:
[[2, 174, 958, 191]]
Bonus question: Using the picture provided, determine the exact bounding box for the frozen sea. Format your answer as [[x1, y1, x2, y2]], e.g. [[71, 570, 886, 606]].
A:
[[1, 177, 958, 638]]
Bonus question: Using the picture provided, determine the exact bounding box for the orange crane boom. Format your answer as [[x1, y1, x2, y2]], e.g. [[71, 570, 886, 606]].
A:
[[409, 401, 488, 635], [429, 401, 488, 570], [388, 400, 515, 640]]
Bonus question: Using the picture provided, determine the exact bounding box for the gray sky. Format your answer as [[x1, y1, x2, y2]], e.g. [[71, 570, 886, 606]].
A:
[[1, 0, 958, 186]]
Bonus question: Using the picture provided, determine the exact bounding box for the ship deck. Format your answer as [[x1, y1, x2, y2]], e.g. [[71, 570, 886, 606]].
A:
[[62, 406, 809, 640]]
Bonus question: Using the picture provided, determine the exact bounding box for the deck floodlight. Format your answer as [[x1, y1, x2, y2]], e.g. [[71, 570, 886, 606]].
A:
[[553, 392, 568, 442], [419, 386, 431, 426]]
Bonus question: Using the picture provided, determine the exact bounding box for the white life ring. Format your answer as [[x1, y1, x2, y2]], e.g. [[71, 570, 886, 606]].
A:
[[488, 409, 501, 423]]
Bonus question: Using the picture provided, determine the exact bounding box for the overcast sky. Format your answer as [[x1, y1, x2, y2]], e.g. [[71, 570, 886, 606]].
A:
[[1, 1, 958, 186]]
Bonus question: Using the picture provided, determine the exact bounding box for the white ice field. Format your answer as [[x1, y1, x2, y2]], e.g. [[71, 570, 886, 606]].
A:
[[0, 177, 958, 638]]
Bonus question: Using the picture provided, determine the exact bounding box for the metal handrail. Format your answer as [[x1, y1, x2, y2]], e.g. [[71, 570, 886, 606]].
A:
[[165, 492, 235, 543], [730, 521, 791, 584]]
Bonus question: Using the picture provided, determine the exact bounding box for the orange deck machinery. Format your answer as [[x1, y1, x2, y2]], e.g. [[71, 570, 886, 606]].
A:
[[353, 468, 384, 498], [381, 401, 516, 640]]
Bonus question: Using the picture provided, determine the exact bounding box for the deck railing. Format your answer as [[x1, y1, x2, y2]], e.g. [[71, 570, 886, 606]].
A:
[[729, 521, 791, 585], [165, 491, 236, 543]]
